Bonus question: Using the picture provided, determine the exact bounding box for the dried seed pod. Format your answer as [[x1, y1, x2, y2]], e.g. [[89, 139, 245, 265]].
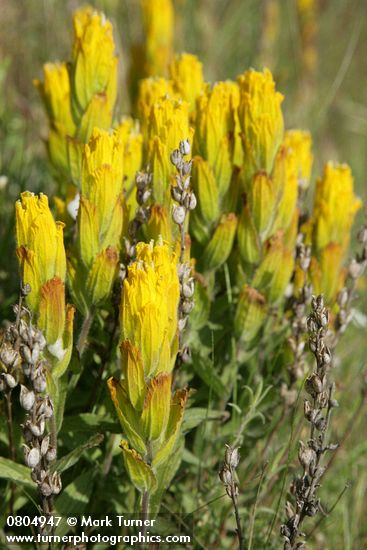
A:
[[179, 139, 191, 156], [20, 385, 35, 411], [25, 447, 41, 469], [3, 373, 18, 389], [219, 466, 232, 486], [172, 205, 186, 225], [40, 435, 50, 456], [225, 446, 240, 469]]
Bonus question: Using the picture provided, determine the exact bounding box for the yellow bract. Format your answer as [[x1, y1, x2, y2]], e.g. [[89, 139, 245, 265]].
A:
[[109, 240, 187, 494], [308, 162, 362, 302], [70, 127, 127, 313], [121, 241, 179, 375], [169, 53, 204, 112], [15, 193, 74, 363], [312, 163, 361, 253], [238, 68, 284, 177], [141, 0, 174, 77], [284, 130, 313, 190], [195, 81, 239, 195], [16, 193, 66, 313], [71, 5, 117, 131]]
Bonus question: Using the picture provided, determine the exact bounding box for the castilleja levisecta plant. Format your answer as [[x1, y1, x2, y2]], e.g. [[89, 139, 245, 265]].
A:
[[1, 3, 366, 546]]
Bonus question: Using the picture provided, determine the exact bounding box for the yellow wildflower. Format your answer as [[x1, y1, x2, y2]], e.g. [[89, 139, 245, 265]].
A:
[[71, 128, 127, 313], [238, 68, 284, 178], [108, 240, 187, 495], [34, 63, 76, 175], [15, 192, 74, 366], [169, 53, 204, 112], [141, 0, 174, 77], [71, 6, 117, 140], [284, 129, 313, 190]]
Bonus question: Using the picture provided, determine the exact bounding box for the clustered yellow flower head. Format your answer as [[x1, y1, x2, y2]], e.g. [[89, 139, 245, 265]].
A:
[[15, 192, 74, 368], [309, 162, 362, 302], [137, 80, 193, 242], [238, 68, 284, 178], [284, 129, 313, 191], [234, 69, 307, 345], [169, 53, 204, 113], [71, 6, 117, 138], [34, 63, 76, 176], [69, 127, 127, 314], [108, 241, 188, 494], [121, 241, 180, 374], [35, 6, 118, 177], [141, 0, 174, 77]]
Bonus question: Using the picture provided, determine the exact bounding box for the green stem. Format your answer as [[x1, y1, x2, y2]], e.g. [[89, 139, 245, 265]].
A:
[[76, 308, 95, 357]]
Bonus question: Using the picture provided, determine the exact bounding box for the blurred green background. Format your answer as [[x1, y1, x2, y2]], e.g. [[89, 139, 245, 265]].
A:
[[0, 1, 366, 548]]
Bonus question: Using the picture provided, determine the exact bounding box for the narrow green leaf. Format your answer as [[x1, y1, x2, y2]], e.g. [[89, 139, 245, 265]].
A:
[[0, 458, 34, 488], [51, 433, 104, 473]]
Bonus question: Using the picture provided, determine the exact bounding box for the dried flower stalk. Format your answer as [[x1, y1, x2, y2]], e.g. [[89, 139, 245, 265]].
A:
[[281, 295, 339, 549]]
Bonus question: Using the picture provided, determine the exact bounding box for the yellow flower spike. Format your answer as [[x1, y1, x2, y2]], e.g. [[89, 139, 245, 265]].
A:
[[137, 77, 176, 138], [317, 244, 344, 303], [194, 81, 239, 195], [238, 68, 284, 177], [284, 129, 313, 190], [34, 62, 75, 135], [16, 193, 66, 312], [80, 128, 125, 246], [15, 192, 74, 367], [145, 96, 192, 213], [141, 0, 174, 77], [234, 286, 267, 342], [312, 162, 362, 254], [169, 53, 204, 112], [141, 374, 172, 441], [70, 127, 126, 311], [249, 171, 277, 238], [148, 96, 192, 152], [71, 6, 117, 132], [121, 241, 180, 375], [34, 62, 76, 175], [200, 213, 238, 272]]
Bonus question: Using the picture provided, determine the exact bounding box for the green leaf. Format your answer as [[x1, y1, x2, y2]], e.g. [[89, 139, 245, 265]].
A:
[[150, 438, 184, 515], [0, 458, 34, 488], [51, 433, 104, 473], [61, 413, 119, 434], [182, 407, 228, 432], [55, 470, 95, 536], [191, 352, 226, 398]]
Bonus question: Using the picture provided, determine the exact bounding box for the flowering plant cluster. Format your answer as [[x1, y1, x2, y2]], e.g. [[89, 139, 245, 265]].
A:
[[0, 2, 365, 547]]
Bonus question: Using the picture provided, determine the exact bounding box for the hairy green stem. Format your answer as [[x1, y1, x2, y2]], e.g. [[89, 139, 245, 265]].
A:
[[77, 308, 95, 357]]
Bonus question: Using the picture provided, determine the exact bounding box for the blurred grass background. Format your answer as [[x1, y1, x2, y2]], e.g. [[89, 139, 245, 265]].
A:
[[0, 1, 367, 548]]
